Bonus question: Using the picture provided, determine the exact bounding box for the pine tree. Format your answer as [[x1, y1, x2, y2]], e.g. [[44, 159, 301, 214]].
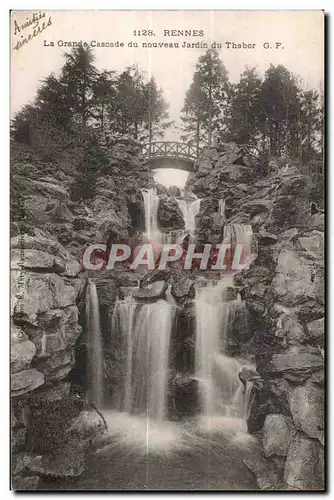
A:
[[258, 64, 300, 157], [142, 77, 171, 143], [228, 67, 262, 145], [93, 70, 116, 133], [181, 49, 230, 148], [60, 46, 99, 126]]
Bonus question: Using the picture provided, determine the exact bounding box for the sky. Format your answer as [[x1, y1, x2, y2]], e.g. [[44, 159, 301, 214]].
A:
[[11, 10, 324, 187]]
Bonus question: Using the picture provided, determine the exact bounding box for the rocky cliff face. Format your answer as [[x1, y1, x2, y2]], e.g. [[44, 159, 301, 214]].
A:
[[10, 135, 153, 488], [188, 143, 325, 490]]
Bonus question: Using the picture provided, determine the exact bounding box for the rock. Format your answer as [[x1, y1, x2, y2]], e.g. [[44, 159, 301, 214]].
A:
[[167, 185, 181, 197], [11, 249, 65, 272], [133, 280, 168, 302], [11, 331, 36, 373], [238, 367, 261, 385], [310, 213, 324, 231], [296, 231, 324, 262], [31, 382, 72, 403], [13, 452, 35, 474], [284, 432, 324, 490], [11, 272, 81, 323], [287, 383, 324, 444], [244, 450, 282, 490], [157, 196, 184, 232], [171, 275, 195, 304], [263, 414, 293, 457], [26, 306, 82, 358], [61, 259, 81, 277], [309, 370, 324, 386], [140, 268, 170, 287], [272, 347, 323, 383], [272, 250, 319, 306], [27, 438, 84, 477], [155, 182, 168, 195], [275, 314, 307, 346], [221, 286, 238, 302], [11, 233, 72, 262], [197, 211, 224, 244], [306, 317, 324, 346], [12, 474, 40, 490], [67, 409, 107, 442], [36, 349, 74, 381], [46, 203, 74, 222], [168, 374, 200, 419], [12, 427, 26, 450], [256, 231, 278, 246], [11, 369, 45, 397], [29, 179, 70, 200], [243, 200, 271, 215]]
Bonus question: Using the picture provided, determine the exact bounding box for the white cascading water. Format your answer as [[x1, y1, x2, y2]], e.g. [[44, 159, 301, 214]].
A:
[[86, 280, 104, 408], [140, 188, 161, 242], [176, 198, 201, 234], [223, 223, 257, 270], [112, 295, 175, 421], [195, 279, 248, 418], [218, 199, 225, 218], [195, 225, 256, 429]]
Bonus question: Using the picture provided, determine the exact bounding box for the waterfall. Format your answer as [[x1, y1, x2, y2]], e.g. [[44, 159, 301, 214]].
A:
[[223, 223, 257, 269], [86, 280, 104, 408], [218, 199, 225, 218], [177, 198, 201, 234], [195, 279, 252, 422], [112, 296, 175, 421], [141, 188, 161, 242]]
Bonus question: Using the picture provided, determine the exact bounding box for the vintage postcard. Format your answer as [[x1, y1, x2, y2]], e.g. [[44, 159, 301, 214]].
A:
[[10, 10, 324, 491]]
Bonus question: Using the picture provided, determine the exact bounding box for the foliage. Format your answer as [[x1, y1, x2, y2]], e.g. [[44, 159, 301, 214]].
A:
[[182, 54, 324, 177], [181, 49, 231, 148], [11, 47, 170, 199]]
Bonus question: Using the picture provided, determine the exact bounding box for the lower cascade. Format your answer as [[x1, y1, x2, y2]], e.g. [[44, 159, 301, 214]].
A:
[[176, 197, 201, 234], [112, 296, 176, 421], [195, 278, 253, 428]]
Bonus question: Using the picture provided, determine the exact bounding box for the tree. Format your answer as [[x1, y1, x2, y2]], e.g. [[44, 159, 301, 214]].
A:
[[228, 67, 262, 145], [92, 70, 116, 133], [60, 46, 99, 126], [258, 64, 300, 157], [181, 49, 230, 148], [142, 77, 171, 143]]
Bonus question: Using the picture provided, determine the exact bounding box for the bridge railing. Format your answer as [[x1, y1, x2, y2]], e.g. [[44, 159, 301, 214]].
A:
[[142, 141, 260, 163], [142, 141, 198, 161]]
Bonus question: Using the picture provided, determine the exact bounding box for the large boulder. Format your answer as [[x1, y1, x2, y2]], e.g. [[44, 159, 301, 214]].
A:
[[243, 449, 282, 490], [272, 249, 323, 307], [11, 249, 65, 273], [262, 414, 294, 457], [271, 346, 323, 383], [67, 409, 107, 443], [11, 327, 36, 373], [157, 196, 184, 232], [25, 305, 81, 358], [284, 432, 324, 490], [11, 369, 45, 397], [11, 272, 81, 323], [275, 314, 307, 347], [306, 317, 324, 347], [171, 274, 195, 305], [132, 280, 168, 302], [287, 382, 324, 444], [167, 185, 181, 197]]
